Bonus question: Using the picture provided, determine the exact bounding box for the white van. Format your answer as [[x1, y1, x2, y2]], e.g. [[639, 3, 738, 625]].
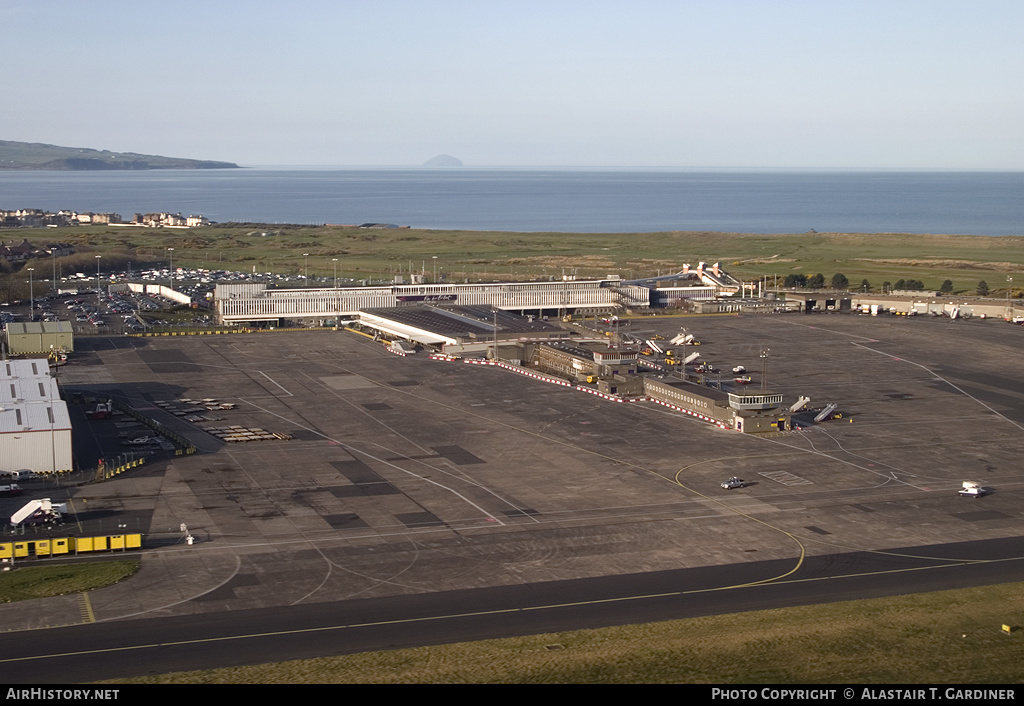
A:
[[0, 470, 36, 481]]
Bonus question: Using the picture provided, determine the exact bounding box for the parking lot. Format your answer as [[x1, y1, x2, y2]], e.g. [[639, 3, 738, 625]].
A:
[[5, 310, 1024, 617]]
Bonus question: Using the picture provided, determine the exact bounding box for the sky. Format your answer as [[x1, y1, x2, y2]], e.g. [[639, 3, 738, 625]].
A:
[[4, 0, 1023, 168]]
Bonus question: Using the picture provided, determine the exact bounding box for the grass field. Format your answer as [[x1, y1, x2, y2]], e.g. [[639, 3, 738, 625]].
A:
[[9, 225, 1024, 298], [104, 581, 1024, 684], [0, 560, 139, 602]]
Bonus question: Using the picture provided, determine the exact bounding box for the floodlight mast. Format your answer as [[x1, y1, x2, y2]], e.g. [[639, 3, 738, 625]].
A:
[[27, 267, 35, 316], [491, 307, 498, 360]]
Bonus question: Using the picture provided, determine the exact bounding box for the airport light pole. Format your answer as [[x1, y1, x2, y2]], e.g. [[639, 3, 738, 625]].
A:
[[680, 329, 688, 378], [304, 253, 309, 284], [433, 256, 438, 283], [492, 307, 498, 360], [1007, 276, 1013, 319], [760, 347, 770, 391], [167, 248, 174, 290], [332, 257, 341, 329], [27, 267, 34, 317], [95, 256, 102, 300]]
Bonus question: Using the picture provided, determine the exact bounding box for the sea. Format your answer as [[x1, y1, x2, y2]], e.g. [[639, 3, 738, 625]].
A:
[[1, 167, 1022, 236]]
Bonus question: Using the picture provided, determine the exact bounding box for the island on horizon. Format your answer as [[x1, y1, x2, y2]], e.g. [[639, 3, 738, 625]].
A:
[[422, 154, 463, 167], [0, 139, 240, 171]]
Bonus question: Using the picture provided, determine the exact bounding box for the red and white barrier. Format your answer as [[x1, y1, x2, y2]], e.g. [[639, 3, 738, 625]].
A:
[[436, 356, 738, 430]]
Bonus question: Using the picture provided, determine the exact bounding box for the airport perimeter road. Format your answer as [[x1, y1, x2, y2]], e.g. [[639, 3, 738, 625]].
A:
[[1, 536, 1022, 683]]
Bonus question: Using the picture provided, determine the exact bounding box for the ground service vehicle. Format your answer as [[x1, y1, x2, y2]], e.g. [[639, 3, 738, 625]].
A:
[[0, 484, 23, 497], [721, 477, 747, 490], [10, 498, 67, 527], [959, 481, 985, 497], [0, 470, 35, 482], [87, 401, 113, 420]]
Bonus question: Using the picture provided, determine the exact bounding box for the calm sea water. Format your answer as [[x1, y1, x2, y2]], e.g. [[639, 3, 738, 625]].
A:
[[1, 167, 1021, 235]]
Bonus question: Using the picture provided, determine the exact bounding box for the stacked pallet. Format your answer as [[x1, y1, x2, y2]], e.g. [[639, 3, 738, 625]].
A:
[[202, 425, 292, 442], [178, 398, 237, 410], [154, 398, 236, 423]]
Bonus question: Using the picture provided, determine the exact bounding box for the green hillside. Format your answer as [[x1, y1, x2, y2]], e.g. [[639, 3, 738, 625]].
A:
[[0, 140, 239, 170]]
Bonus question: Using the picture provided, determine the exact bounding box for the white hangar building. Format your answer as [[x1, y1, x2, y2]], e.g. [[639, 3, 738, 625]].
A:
[[0, 359, 72, 475]]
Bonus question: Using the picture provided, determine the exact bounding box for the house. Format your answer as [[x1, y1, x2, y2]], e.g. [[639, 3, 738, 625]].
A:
[[44, 243, 75, 258], [0, 240, 35, 262]]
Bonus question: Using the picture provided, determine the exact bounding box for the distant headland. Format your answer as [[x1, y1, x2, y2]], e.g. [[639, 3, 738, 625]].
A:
[[0, 140, 240, 170]]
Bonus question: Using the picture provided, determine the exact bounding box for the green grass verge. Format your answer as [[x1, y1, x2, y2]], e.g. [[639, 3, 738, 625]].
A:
[[8, 225, 1024, 299], [105, 581, 1024, 684], [0, 560, 139, 602]]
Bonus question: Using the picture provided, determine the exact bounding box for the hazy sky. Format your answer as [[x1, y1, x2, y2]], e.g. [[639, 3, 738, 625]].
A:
[[5, 0, 1022, 168]]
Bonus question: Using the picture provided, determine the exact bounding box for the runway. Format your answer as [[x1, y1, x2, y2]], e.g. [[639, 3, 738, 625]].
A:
[[2, 535, 1021, 683]]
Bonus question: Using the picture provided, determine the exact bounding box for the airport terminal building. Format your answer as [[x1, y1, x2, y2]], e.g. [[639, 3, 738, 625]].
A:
[[211, 260, 788, 330], [214, 278, 651, 326], [359, 304, 571, 349], [521, 341, 790, 433], [643, 378, 790, 433]]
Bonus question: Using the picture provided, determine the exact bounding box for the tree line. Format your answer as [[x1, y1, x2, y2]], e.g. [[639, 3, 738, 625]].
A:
[[784, 273, 995, 296], [782, 273, 852, 289]]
